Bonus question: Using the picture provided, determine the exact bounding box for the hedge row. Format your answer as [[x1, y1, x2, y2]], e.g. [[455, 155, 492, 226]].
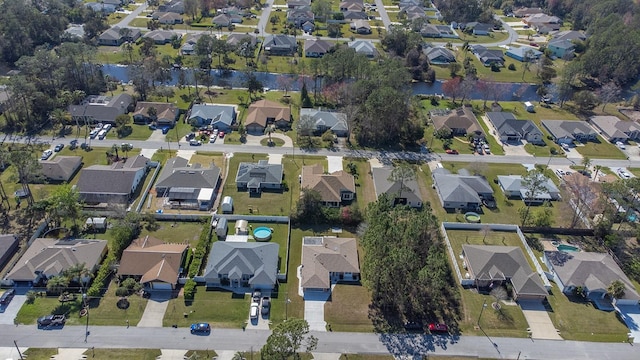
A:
[[87, 253, 115, 297], [188, 224, 212, 278], [183, 279, 197, 300]]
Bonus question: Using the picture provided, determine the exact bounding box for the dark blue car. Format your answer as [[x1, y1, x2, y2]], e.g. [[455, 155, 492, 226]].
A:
[[190, 323, 211, 335]]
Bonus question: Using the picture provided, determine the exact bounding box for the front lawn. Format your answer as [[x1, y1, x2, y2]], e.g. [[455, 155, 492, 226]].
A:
[[574, 135, 627, 160], [324, 284, 374, 332], [83, 349, 162, 360], [343, 157, 377, 207], [163, 287, 249, 328], [282, 154, 328, 211], [458, 291, 529, 338], [22, 348, 58, 360], [106, 124, 153, 140]]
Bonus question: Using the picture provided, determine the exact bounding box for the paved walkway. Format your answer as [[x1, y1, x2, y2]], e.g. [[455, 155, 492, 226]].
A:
[[115, 2, 148, 28], [244, 133, 294, 147], [52, 348, 87, 360], [327, 156, 343, 172], [139, 148, 157, 159], [519, 300, 563, 340], [157, 349, 188, 359], [311, 353, 341, 360], [0, 347, 28, 360], [137, 294, 171, 328]]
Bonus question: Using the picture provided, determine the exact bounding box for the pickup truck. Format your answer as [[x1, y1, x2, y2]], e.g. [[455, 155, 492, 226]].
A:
[[37, 314, 66, 328]]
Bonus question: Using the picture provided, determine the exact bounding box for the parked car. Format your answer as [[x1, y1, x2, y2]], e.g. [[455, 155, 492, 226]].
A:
[[445, 149, 458, 154], [218, 131, 225, 139], [0, 289, 15, 305], [89, 129, 99, 139], [428, 323, 448, 333], [69, 139, 78, 149], [250, 303, 259, 320], [616, 141, 626, 150], [37, 314, 66, 328], [161, 126, 171, 134], [102, 124, 112, 132], [261, 297, 271, 316], [41, 150, 53, 160], [252, 290, 262, 303], [190, 322, 211, 334], [209, 136, 216, 143], [561, 143, 570, 151], [54, 144, 64, 152], [189, 140, 202, 146], [483, 144, 491, 154], [619, 169, 631, 179], [555, 169, 565, 177], [403, 321, 423, 332], [578, 170, 592, 178]]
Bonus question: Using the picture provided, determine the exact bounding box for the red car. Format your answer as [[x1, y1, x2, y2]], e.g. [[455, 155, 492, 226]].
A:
[[445, 149, 459, 155], [428, 323, 448, 333], [218, 131, 225, 138], [529, 42, 539, 47]]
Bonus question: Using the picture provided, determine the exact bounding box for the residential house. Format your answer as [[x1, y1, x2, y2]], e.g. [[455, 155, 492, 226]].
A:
[[498, 174, 560, 204], [64, 24, 85, 39], [400, 6, 426, 21], [158, 0, 184, 14], [424, 46, 456, 64], [263, 34, 297, 56], [420, 24, 459, 38], [203, 242, 279, 290], [340, 0, 365, 12], [551, 30, 587, 42], [287, 0, 311, 9], [85, 2, 116, 14], [118, 236, 188, 290], [143, 30, 181, 45], [155, 157, 221, 210], [463, 245, 548, 301], [343, 11, 368, 20], [132, 102, 179, 126], [512, 7, 544, 17], [524, 13, 561, 33], [152, 12, 184, 24], [299, 108, 349, 136], [180, 33, 204, 55], [0, 234, 19, 272], [541, 120, 597, 144], [244, 99, 291, 133], [226, 33, 257, 48], [547, 39, 575, 59], [486, 112, 544, 144], [464, 22, 492, 36], [430, 107, 484, 138], [304, 39, 334, 58], [39, 156, 83, 183], [348, 40, 377, 58], [212, 13, 243, 27], [350, 20, 372, 34], [98, 27, 141, 46], [544, 250, 640, 307], [69, 94, 134, 125], [301, 21, 315, 33], [301, 236, 360, 294], [372, 166, 423, 208], [398, 0, 422, 7], [188, 104, 236, 132], [301, 164, 356, 207], [235, 160, 283, 194], [432, 168, 494, 210], [505, 47, 543, 62], [590, 115, 640, 143], [470, 45, 504, 67], [5, 238, 108, 285], [76, 155, 149, 205], [287, 7, 314, 28], [219, 6, 246, 15]]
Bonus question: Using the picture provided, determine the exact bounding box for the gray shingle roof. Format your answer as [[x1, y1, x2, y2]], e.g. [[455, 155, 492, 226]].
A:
[[39, 156, 82, 182], [486, 112, 543, 139], [236, 160, 283, 186], [497, 174, 559, 200], [464, 245, 547, 297], [155, 156, 221, 190], [76, 155, 148, 195], [189, 104, 236, 128], [371, 167, 422, 205], [304, 39, 333, 54], [541, 120, 596, 141], [590, 115, 640, 141], [300, 108, 348, 132], [545, 250, 640, 300], [263, 35, 297, 51], [204, 242, 279, 286], [433, 172, 493, 205]]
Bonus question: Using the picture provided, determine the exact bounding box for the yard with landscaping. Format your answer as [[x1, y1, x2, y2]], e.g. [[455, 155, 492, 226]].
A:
[[163, 287, 250, 328]]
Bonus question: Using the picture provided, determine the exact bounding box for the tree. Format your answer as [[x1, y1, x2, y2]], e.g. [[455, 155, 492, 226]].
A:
[[9, 149, 40, 206], [608, 280, 626, 299], [327, 23, 342, 38], [294, 189, 325, 224], [237, 123, 247, 141], [561, 172, 604, 228], [47, 184, 82, 228], [244, 71, 263, 101], [573, 91, 598, 111], [277, 75, 294, 95], [184, 0, 199, 21], [480, 225, 491, 244], [442, 77, 462, 103], [111, 144, 120, 161], [582, 157, 591, 172], [261, 318, 318, 360], [235, 38, 256, 66], [264, 124, 276, 144], [297, 114, 316, 143], [520, 169, 548, 226], [47, 275, 69, 295], [121, 143, 133, 158], [597, 82, 622, 112], [300, 82, 313, 108], [63, 263, 91, 292], [312, 0, 331, 21], [388, 164, 416, 204]]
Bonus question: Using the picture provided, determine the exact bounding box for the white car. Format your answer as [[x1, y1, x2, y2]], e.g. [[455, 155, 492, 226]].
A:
[[616, 141, 626, 149], [250, 303, 259, 320], [619, 169, 631, 179], [41, 150, 53, 160], [555, 169, 565, 177]]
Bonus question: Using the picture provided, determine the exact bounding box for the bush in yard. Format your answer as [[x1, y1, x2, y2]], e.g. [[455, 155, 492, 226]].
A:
[[508, 63, 516, 71], [87, 254, 115, 297], [188, 224, 212, 278], [115, 287, 129, 297], [183, 279, 197, 301], [26, 290, 37, 304]]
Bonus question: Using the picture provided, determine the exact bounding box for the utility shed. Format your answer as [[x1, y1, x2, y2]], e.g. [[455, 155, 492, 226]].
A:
[[215, 217, 228, 238], [221, 196, 234, 213]]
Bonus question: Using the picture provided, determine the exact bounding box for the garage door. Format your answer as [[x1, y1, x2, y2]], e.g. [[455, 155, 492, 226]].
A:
[[151, 282, 172, 290]]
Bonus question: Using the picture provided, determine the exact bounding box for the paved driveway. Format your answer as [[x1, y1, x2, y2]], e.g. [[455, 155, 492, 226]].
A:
[[137, 294, 171, 328], [304, 297, 327, 332], [616, 305, 640, 343], [519, 300, 562, 340], [327, 156, 343, 172], [0, 295, 27, 325]]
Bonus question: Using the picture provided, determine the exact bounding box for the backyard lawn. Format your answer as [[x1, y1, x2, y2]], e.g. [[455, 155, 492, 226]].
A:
[[105, 124, 153, 140], [163, 287, 250, 328], [139, 220, 206, 247], [324, 284, 374, 332]]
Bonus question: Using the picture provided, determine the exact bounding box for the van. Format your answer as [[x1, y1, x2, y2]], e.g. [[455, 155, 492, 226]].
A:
[[102, 124, 112, 132], [97, 130, 107, 140]]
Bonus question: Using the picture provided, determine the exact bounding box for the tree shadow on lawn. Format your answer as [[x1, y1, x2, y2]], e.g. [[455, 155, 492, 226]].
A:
[[378, 332, 461, 358]]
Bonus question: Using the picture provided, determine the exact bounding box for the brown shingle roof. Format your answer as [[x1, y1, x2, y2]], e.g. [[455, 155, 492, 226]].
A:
[[245, 99, 291, 128], [118, 236, 188, 285], [301, 236, 359, 289], [301, 164, 355, 203], [431, 107, 483, 135]]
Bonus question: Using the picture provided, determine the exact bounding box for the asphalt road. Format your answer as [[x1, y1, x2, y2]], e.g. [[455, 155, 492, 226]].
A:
[[2, 325, 639, 359]]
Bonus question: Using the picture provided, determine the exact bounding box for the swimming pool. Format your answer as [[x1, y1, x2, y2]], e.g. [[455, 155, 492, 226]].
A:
[[253, 227, 273, 242], [557, 244, 580, 252]]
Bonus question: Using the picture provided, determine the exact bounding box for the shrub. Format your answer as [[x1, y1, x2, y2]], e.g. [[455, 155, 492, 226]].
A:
[[183, 279, 197, 300], [115, 287, 129, 297], [188, 224, 212, 278], [87, 254, 115, 297], [508, 63, 516, 71], [26, 290, 37, 304]]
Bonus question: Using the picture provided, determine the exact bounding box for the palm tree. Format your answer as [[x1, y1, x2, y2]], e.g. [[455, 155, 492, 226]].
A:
[[49, 108, 69, 135], [593, 165, 602, 179], [608, 280, 626, 300], [582, 156, 592, 172], [111, 144, 120, 161], [264, 124, 275, 144], [121, 143, 133, 158], [63, 263, 91, 292], [47, 275, 70, 295]]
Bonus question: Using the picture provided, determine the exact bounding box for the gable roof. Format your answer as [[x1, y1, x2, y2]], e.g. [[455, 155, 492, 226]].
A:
[[590, 115, 640, 141], [548, 39, 575, 50], [541, 120, 596, 140], [371, 167, 422, 204], [304, 39, 334, 54], [69, 93, 134, 122], [189, 104, 236, 127], [464, 245, 547, 297], [552, 30, 586, 42], [486, 112, 543, 138], [143, 30, 180, 42], [301, 236, 359, 289], [76, 155, 149, 195], [39, 156, 82, 182], [348, 40, 376, 56], [99, 27, 140, 41], [299, 108, 348, 132], [119, 236, 188, 285], [497, 174, 559, 200], [430, 107, 484, 135], [343, 10, 368, 20], [301, 164, 355, 203], [263, 34, 297, 51], [156, 156, 221, 190], [133, 102, 178, 121], [245, 99, 291, 128], [424, 46, 456, 63], [545, 251, 640, 301], [506, 47, 543, 59], [226, 33, 257, 47], [236, 160, 283, 185], [5, 238, 107, 281], [203, 242, 279, 285], [433, 170, 494, 204]]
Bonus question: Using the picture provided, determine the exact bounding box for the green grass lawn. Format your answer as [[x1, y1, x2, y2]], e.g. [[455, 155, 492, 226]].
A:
[[22, 348, 58, 360], [139, 221, 207, 247], [424, 126, 475, 154], [261, 137, 285, 147], [325, 284, 374, 332], [83, 349, 162, 360], [16, 281, 147, 326], [106, 124, 153, 140], [628, 167, 640, 177], [151, 149, 178, 163], [458, 291, 529, 338], [574, 135, 627, 160], [246, 222, 290, 273], [343, 157, 377, 207], [546, 284, 629, 342], [163, 287, 250, 328]]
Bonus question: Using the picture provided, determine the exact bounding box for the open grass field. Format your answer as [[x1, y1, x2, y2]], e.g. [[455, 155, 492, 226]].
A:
[[163, 287, 250, 328], [325, 284, 374, 332]]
